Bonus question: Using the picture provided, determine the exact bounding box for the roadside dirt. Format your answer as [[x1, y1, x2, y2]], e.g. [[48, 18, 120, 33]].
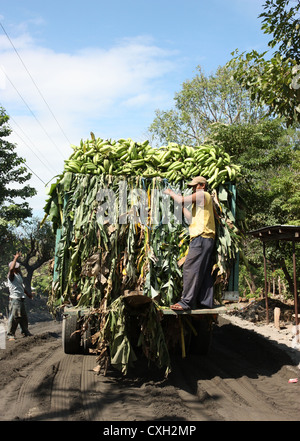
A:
[[0, 296, 299, 421]]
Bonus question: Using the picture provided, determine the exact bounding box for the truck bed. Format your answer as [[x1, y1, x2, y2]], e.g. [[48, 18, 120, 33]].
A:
[[160, 306, 227, 315]]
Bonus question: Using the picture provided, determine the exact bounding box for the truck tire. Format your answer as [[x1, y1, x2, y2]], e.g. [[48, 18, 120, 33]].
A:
[[62, 314, 81, 354], [189, 316, 213, 355]]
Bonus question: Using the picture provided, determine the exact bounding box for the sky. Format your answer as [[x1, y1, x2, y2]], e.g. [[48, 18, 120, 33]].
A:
[[0, 0, 270, 217]]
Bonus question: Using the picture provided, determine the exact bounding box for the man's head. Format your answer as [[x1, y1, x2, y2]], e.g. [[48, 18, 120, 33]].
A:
[[187, 176, 207, 191]]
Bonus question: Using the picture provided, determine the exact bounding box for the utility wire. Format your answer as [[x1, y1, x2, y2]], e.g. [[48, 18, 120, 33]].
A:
[[0, 102, 56, 186], [3, 71, 66, 160], [6, 111, 59, 176], [0, 24, 68, 186], [20, 159, 47, 185], [0, 22, 71, 146], [13, 127, 58, 177]]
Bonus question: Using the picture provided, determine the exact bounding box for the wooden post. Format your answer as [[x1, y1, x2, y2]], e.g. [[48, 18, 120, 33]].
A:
[[292, 240, 299, 344], [263, 242, 269, 324], [274, 307, 281, 330]]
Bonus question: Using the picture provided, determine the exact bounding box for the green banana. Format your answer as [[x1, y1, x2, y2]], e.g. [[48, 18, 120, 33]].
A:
[[62, 136, 240, 189]]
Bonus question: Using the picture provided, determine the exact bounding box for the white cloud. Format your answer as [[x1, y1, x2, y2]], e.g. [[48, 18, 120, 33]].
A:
[[0, 26, 178, 216], [1, 35, 175, 115]]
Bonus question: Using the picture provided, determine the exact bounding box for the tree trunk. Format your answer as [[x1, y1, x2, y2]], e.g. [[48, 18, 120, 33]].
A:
[[21, 258, 49, 294], [240, 250, 257, 294], [280, 258, 294, 297], [22, 266, 34, 294], [244, 275, 256, 295]]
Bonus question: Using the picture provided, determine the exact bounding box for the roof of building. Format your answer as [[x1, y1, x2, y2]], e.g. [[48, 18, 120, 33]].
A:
[[249, 225, 300, 242]]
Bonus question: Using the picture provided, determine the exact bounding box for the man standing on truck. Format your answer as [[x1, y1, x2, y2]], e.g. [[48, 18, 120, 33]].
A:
[[164, 176, 215, 311], [7, 252, 33, 340]]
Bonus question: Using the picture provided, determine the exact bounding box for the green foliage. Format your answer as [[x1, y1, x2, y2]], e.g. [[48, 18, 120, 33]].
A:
[[229, 51, 300, 126], [0, 107, 36, 246], [148, 64, 263, 146], [207, 119, 298, 228], [260, 0, 300, 62], [0, 218, 55, 305], [103, 297, 170, 375], [228, 0, 300, 126], [207, 118, 300, 299], [269, 148, 300, 223], [32, 270, 52, 297]]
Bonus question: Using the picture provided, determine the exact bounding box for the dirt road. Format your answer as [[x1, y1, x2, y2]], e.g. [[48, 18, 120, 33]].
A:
[[0, 315, 299, 422]]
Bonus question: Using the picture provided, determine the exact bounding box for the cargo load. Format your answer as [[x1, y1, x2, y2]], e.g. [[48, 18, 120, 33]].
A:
[[43, 136, 241, 375]]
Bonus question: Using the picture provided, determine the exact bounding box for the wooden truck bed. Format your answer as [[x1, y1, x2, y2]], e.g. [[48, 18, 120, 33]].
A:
[[160, 305, 226, 315]]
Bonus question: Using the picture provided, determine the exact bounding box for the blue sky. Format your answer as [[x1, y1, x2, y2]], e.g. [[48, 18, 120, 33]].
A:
[[0, 0, 270, 215]]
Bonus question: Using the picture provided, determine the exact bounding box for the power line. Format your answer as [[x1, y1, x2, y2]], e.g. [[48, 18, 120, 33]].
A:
[[0, 102, 55, 186], [0, 23, 69, 188], [6, 112, 59, 176], [2, 70, 66, 160], [12, 127, 58, 177], [20, 159, 47, 185], [0, 22, 71, 146]]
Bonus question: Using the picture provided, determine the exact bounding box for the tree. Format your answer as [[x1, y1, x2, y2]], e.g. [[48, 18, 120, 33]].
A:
[[207, 118, 298, 227], [270, 148, 300, 223], [15, 218, 56, 293], [0, 218, 55, 293], [0, 107, 36, 246], [260, 0, 300, 62], [148, 64, 263, 146], [207, 119, 300, 297], [229, 0, 300, 126], [0, 218, 55, 313]]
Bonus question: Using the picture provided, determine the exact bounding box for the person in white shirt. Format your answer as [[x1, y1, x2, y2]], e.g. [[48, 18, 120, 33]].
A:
[[7, 252, 33, 340]]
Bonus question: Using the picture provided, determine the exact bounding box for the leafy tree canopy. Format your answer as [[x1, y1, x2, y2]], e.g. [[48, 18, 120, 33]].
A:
[[260, 0, 300, 62], [148, 64, 264, 146], [228, 0, 300, 126], [207, 119, 299, 229], [207, 118, 300, 297], [0, 107, 36, 246]]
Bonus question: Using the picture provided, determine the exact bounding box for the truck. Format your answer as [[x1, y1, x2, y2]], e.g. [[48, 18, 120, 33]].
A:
[[45, 136, 240, 375]]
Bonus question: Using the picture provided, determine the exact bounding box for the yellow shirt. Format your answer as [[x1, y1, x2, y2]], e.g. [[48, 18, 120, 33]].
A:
[[188, 191, 215, 239]]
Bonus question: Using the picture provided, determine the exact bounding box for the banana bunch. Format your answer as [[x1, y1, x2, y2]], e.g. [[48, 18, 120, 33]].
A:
[[63, 135, 241, 188], [157, 143, 240, 187]]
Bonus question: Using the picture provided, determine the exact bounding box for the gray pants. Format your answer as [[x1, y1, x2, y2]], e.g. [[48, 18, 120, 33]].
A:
[[7, 298, 30, 336], [178, 236, 215, 310]]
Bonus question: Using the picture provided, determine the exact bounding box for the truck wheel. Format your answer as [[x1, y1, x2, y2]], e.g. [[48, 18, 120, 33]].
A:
[[189, 316, 213, 355], [62, 314, 81, 354]]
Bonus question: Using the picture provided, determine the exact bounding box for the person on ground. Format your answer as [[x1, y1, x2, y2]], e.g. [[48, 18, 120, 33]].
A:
[[164, 176, 215, 311], [6, 252, 33, 340]]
